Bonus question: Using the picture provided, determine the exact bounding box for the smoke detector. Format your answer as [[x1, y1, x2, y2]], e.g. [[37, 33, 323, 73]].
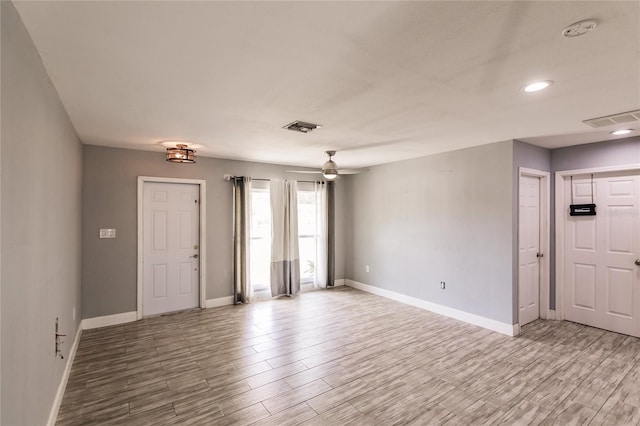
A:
[[562, 19, 597, 37], [283, 120, 322, 133]]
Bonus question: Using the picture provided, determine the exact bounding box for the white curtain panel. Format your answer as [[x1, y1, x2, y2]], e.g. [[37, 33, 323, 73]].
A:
[[270, 180, 301, 297], [314, 182, 329, 289]]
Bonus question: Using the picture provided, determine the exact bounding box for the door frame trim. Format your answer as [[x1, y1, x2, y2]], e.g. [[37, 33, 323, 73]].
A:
[[518, 167, 551, 324], [137, 176, 207, 319], [554, 164, 640, 321]]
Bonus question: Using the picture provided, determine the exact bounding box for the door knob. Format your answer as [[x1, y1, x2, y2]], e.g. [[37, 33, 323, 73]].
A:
[[635, 259, 640, 266], [191, 254, 199, 259]]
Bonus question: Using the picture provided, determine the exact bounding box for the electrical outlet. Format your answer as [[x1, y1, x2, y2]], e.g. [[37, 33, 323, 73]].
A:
[[365, 265, 370, 273], [440, 281, 446, 289]]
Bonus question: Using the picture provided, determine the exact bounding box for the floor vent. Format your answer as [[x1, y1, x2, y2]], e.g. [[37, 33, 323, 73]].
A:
[[283, 120, 321, 133], [583, 110, 640, 128]]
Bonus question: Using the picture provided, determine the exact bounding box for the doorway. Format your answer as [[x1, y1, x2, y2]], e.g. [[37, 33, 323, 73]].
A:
[[558, 168, 640, 337], [137, 177, 206, 318], [518, 168, 550, 327]]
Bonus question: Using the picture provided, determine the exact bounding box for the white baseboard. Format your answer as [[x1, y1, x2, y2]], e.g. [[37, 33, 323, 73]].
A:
[[546, 309, 557, 320], [333, 279, 346, 287], [345, 280, 518, 337], [205, 296, 234, 308], [47, 324, 82, 426], [513, 323, 521, 336], [81, 311, 137, 330]]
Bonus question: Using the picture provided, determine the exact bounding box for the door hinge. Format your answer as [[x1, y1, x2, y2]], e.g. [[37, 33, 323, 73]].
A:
[[536, 252, 544, 258]]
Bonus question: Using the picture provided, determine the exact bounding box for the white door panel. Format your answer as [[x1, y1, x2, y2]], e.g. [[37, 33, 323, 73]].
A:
[[519, 175, 541, 326], [143, 182, 200, 316], [564, 171, 640, 337]]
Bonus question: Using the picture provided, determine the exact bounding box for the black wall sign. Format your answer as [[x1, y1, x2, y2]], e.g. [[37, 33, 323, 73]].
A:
[[570, 203, 596, 216]]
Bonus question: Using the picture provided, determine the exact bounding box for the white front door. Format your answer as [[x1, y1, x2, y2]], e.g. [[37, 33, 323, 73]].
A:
[[564, 171, 640, 337], [519, 175, 541, 326], [143, 182, 200, 316]]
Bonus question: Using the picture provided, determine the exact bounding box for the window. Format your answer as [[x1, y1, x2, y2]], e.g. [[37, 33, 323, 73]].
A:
[[297, 186, 319, 284], [249, 183, 271, 291], [249, 182, 321, 291]]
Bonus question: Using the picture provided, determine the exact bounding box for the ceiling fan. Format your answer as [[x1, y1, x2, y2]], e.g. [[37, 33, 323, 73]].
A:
[[287, 151, 366, 180]]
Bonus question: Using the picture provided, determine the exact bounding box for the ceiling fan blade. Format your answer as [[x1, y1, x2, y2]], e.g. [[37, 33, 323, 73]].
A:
[[337, 168, 369, 175], [288, 152, 368, 178]]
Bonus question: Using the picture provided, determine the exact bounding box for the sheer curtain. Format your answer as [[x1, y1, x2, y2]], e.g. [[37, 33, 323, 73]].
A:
[[270, 180, 300, 297], [314, 182, 328, 288], [313, 181, 335, 288], [233, 177, 252, 304]]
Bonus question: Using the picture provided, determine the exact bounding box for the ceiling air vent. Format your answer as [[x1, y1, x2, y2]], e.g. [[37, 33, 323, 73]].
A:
[[283, 120, 322, 133], [583, 110, 640, 128]]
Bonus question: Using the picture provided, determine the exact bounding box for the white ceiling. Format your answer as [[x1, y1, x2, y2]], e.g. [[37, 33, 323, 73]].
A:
[[13, 1, 640, 169]]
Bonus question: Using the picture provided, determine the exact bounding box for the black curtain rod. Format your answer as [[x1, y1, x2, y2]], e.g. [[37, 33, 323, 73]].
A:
[[224, 175, 321, 184]]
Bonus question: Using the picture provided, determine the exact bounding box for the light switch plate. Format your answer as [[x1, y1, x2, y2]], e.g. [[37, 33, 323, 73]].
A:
[[100, 228, 116, 239]]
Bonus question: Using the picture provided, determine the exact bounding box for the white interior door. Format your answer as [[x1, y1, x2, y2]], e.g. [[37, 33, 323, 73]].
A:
[[143, 182, 200, 316], [564, 171, 640, 337], [519, 175, 541, 326]]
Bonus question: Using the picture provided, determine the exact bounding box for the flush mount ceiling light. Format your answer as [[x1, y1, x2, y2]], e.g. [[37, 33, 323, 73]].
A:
[[610, 129, 633, 136], [522, 80, 553, 93], [562, 19, 598, 38], [166, 144, 196, 163]]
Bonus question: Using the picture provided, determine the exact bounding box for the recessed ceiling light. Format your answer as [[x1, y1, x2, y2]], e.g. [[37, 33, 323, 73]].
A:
[[522, 81, 553, 93], [610, 129, 633, 136]]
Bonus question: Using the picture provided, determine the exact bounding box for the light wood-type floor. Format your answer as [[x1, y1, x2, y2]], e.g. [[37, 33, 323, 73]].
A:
[[57, 287, 640, 425]]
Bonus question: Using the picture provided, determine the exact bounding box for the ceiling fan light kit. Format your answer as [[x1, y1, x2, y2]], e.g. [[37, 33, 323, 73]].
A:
[[322, 150, 339, 180]]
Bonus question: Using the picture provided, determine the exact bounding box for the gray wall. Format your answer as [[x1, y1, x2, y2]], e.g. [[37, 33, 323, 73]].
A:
[[512, 140, 551, 318], [82, 145, 346, 318], [551, 137, 640, 172], [345, 140, 515, 324], [1, 2, 83, 424]]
